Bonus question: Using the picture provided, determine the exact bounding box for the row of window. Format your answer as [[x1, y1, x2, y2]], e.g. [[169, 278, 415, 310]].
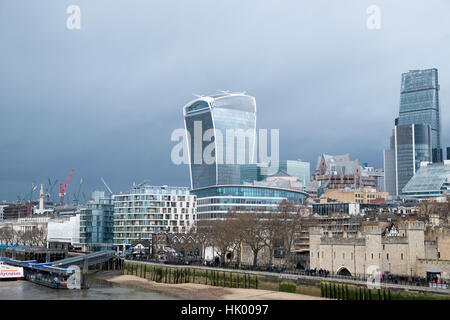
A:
[[115, 207, 195, 214], [115, 195, 193, 202], [115, 201, 195, 208], [313, 251, 404, 261]]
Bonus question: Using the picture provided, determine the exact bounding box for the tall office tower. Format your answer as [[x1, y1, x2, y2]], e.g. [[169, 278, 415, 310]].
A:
[[384, 124, 432, 196], [398, 69, 442, 162], [183, 93, 257, 189]]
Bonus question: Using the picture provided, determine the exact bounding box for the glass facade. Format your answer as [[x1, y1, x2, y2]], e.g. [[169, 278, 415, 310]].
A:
[[259, 160, 310, 181], [402, 162, 450, 199], [192, 185, 308, 220], [384, 124, 432, 196], [184, 93, 257, 189], [398, 69, 442, 162], [80, 191, 114, 244], [238, 160, 310, 184]]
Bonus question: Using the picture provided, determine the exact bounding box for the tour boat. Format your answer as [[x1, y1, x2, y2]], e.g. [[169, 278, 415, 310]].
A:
[[0, 263, 24, 280]]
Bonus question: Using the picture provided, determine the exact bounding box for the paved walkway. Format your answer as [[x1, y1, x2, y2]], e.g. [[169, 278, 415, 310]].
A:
[[125, 259, 450, 295]]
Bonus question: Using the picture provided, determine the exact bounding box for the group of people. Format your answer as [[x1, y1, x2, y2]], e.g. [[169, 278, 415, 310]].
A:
[[305, 268, 331, 277]]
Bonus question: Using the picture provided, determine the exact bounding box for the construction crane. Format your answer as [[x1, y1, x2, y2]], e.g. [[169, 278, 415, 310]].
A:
[[100, 177, 113, 195], [27, 183, 37, 203], [46, 178, 58, 204], [59, 169, 74, 206]]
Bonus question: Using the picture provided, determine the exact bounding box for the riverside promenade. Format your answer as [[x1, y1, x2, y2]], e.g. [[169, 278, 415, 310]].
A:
[[125, 259, 450, 296]]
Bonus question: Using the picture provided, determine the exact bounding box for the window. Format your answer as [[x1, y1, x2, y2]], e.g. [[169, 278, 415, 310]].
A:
[[387, 253, 389, 260], [371, 253, 373, 260]]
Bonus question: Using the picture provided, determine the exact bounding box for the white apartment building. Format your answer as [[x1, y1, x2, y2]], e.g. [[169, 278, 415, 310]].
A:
[[112, 184, 196, 248]]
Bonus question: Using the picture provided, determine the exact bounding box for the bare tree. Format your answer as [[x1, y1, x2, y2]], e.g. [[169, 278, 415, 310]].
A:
[[239, 209, 265, 268], [195, 220, 214, 264], [278, 200, 303, 256], [209, 214, 236, 265], [261, 211, 283, 267]]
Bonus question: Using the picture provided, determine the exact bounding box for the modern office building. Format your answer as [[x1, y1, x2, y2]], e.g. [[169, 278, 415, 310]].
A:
[[193, 184, 308, 220], [112, 185, 196, 249], [0, 204, 6, 221], [47, 215, 81, 250], [2, 202, 36, 220], [384, 124, 432, 196], [361, 166, 385, 192], [258, 160, 310, 182], [313, 154, 376, 189], [397, 69, 442, 162], [183, 92, 257, 189], [239, 164, 260, 184], [402, 161, 450, 199], [311, 202, 361, 216], [79, 191, 114, 245], [239, 160, 310, 184]]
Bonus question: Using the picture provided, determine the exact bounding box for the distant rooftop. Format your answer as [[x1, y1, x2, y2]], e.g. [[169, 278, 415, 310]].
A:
[[315, 153, 359, 175], [402, 161, 450, 196], [183, 92, 255, 114]]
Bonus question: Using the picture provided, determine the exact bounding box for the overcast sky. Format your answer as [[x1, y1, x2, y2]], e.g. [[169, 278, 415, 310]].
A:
[[1, 0, 449, 203]]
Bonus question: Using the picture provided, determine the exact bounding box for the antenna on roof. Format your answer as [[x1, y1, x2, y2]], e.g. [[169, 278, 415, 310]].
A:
[[192, 94, 203, 98], [218, 90, 230, 94]]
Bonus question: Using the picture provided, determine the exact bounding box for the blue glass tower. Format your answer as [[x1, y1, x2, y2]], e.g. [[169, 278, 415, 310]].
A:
[[183, 93, 257, 189], [398, 69, 442, 162], [384, 124, 432, 196]]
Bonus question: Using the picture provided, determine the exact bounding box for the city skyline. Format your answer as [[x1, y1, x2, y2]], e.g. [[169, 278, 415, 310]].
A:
[[1, 1, 450, 202]]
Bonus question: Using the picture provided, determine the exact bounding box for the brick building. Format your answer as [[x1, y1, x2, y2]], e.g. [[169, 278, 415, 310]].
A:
[[313, 154, 376, 189]]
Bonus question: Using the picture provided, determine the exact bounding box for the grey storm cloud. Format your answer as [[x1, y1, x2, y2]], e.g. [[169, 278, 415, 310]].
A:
[[1, 0, 450, 202]]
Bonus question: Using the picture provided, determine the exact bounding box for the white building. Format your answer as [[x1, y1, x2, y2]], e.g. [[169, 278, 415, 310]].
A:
[[113, 184, 196, 249], [47, 215, 81, 249]]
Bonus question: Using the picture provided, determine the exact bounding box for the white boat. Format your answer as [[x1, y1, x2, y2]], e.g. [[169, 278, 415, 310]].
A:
[[0, 263, 24, 280]]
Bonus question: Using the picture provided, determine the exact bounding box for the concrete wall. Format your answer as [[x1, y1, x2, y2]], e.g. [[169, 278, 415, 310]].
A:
[[417, 259, 450, 280], [309, 221, 428, 277]]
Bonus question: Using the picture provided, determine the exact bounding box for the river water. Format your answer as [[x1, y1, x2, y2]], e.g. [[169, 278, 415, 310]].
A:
[[0, 276, 177, 300]]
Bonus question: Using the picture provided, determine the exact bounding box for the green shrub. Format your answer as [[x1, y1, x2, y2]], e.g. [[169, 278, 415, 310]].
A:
[[279, 281, 297, 293]]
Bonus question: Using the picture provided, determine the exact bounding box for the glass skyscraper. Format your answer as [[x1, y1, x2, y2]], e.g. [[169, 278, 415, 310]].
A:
[[398, 69, 442, 162], [384, 124, 432, 196], [183, 93, 257, 189]]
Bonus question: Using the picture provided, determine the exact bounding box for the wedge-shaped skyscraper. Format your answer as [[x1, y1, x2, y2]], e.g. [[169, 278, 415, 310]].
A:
[[183, 93, 257, 189]]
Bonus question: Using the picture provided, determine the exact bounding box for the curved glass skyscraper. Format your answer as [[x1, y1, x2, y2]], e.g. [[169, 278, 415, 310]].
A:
[[183, 93, 257, 189]]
